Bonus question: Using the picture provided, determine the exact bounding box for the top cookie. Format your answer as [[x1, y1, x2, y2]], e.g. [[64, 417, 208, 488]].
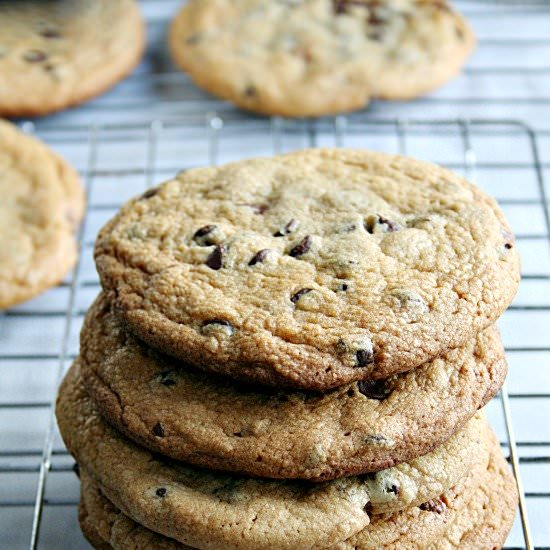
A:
[[0, 120, 84, 309], [0, 0, 145, 117], [169, 0, 475, 117], [95, 149, 520, 390]]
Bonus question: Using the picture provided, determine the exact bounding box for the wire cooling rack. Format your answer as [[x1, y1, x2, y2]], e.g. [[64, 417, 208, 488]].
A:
[[0, 116, 548, 550], [1, 1, 550, 549]]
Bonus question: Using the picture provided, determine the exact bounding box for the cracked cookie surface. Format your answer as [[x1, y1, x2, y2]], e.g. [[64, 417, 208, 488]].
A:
[[169, 0, 475, 117], [94, 149, 520, 390], [81, 292, 506, 480], [0, 0, 145, 116], [58, 362, 491, 549], [77, 431, 515, 550], [0, 120, 84, 309]]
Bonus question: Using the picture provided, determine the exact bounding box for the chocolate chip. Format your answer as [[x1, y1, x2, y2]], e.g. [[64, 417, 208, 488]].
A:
[[357, 379, 391, 400], [23, 49, 47, 63], [356, 348, 374, 368], [249, 249, 271, 266], [72, 463, 80, 479], [419, 499, 446, 513], [274, 218, 299, 237], [140, 188, 158, 199], [206, 244, 226, 270], [291, 288, 313, 304], [336, 283, 349, 292], [364, 215, 399, 234], [244, 85, 257, 97], [364, 502, 373, 513], [152, 422, 165, 437], [504, 242, 513, 250], [387, 484, 400, 495], [333, 0, 373, 14], [289, 235, 312, 257], [186, 33, 201, 45], [155, 487, 167, 498], [346, 389, 355, 397], [193, 224, 217, 246], [233, 431, 243, 437], [40, 28, 61, 38], [247, 203, 269, 214]]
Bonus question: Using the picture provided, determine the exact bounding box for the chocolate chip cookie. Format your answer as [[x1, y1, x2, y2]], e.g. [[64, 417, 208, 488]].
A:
[[0, 0, 145, 117], [77, 432, 516, 550], [58, 360, 491, 549], [81, 292, 505, 480], [94, 149, 520, 390], [169, 0, 475, 117], [0, 120, 84, 309]]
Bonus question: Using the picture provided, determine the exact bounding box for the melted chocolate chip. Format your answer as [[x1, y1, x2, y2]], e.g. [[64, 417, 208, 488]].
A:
[[419, 499, 446, 513], [356, 348, 374, 368], [289, 235, 312, 257], [357, 379, 391, 400], [291, 288, 313, 304], [206, 244, 226, 270], [40, 28, 61, 38], [156, 487, 167, 498], [193, 224, 217, 245], [274, 218, 299, 237], [152, 422, 165, 437], [141, 188, 158, 199], [249, 249, 271, 266], [23, 49, 47, 63], [244, 85, 257, 97]]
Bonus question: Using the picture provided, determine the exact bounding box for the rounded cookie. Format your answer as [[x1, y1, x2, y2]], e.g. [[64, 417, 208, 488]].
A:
[[94, 149, 520, 390], [58, 361, 489, 550], [0, 0, 145, 117], [77, 434, 516, 550], [81, 292, 506, 480], [0, 120, 84, 309], [169, 0, 475, 117]]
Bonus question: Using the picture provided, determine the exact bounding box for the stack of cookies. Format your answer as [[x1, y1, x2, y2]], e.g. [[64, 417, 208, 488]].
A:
[[57, 149, 521, 549]]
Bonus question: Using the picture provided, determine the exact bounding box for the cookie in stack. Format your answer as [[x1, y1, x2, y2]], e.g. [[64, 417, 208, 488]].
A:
[[169, 0, 475, 117], [57, 149, 520, 549]]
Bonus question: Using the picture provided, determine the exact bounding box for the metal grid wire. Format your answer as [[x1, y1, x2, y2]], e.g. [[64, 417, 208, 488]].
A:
[[1, 1, 550, 549], [0, 116, 548, 550]]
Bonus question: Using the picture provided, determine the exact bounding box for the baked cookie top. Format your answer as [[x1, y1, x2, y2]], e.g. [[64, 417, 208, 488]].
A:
[[0, 0, 145, 117], [81, 292, 506, 481], [0, 120, 84, 309], [77, 432, 515, 550], [169, 0, 475, 117], [58, 361, 488, 549], [94, 149, 520, 390]]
